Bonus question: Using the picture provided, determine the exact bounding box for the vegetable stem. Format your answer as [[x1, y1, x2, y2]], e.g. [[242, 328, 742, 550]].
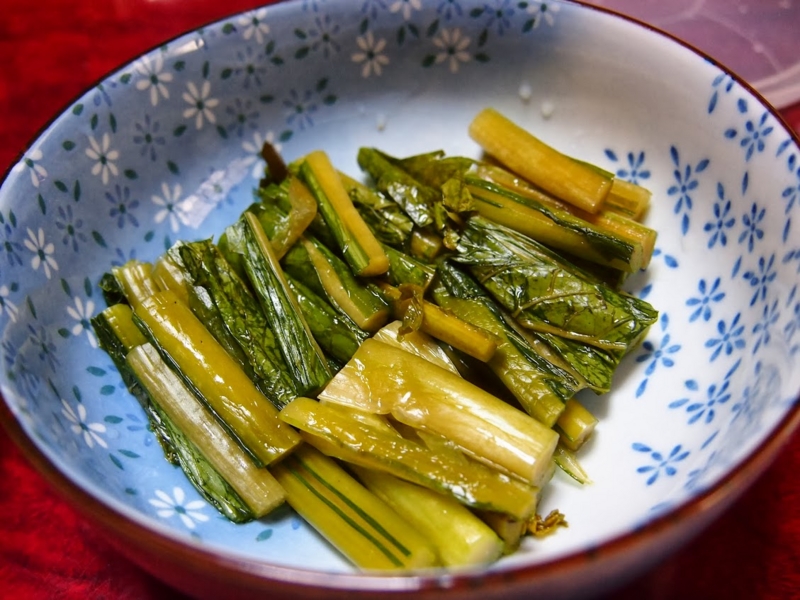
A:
[[280, 397, 539, 520], [318, 339, 558, 486], [128, 343, 287, 517], [271, 444, 438, 570], [352, 466, 504, 567], [282, 236, 390, 333], [111, 260, 159, 308], [134, 290, 302, 467], [238, 212, 332, 396], [469, 108, 612, 214], [301, 150, 390, 277]]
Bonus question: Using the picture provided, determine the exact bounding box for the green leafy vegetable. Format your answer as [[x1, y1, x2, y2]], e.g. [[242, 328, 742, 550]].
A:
[[178, 238, 299, 408], [454, 216, 658, 353]]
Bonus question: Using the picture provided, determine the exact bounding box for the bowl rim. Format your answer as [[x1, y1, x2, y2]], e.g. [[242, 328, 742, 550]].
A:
[[2, 0, 800, 596]]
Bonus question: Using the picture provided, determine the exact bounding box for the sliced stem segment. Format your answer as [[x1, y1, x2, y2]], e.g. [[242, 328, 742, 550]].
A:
[[300, 150, 389, 277], [467, 177, 642, 273], [473, 162, 656, 269], [468, 108, 612, 213], [91, 303, 175, 461], [352, 466, 504, 567], [317, 338, 558, 486], [235, 212, 332, 396], [111, 260, 160, 308], [270, 444, 438, 571], [555, 397, 598, 452], [282, 236, 390, 333], [134, 290, 302, 467], [128, 343, 287, 518], [387, 285, 498, 363], [92, 304, 256, 523], [280, 397, 539, 520], [93, 303, 148, 359]]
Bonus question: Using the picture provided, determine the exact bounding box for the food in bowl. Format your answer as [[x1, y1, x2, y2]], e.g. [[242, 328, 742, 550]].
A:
[[91, 107, 659, 570]]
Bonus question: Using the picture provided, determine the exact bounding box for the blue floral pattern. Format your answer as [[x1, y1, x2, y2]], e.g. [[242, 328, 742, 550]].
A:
[[1, 0, 799, 574]]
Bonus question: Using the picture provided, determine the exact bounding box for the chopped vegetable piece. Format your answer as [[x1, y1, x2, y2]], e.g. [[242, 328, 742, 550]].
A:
[[472, 161, 656, 269], [372, 320, 460, 375], [92, 305, 255, 523], [271, 444, 438, 570], [592, 210, 656, 270], [409, 228, 444, 261], [300, 150, 390, 277], [282, 235, 390, 333], [280, 397, 539, 520], [386, 284, 498, 363], [286, 275, 369, 365], [352, 466, 504, 567], [111, 259, 159, 308], [94, 302, 148, 356], [467, 177, 643, 273], [455, 216, 658, 353], [553, 443, 592, 485], [91, 304, 176, 460], [134, 290, 302, 467], [317, 339, 558, 486], [152, 243, 256, 377], [256, 176, 318, 260], [555, 397, 598, 452], [340, 171, 415, 248], [377, 149, 475, 247], [234, 212, 332, 396], [179, 239, 299, 408], [129, 343, 286, 518], [604, 176, 652, 221], [469, 108, 612, 214], [357, 147, 438, 228]]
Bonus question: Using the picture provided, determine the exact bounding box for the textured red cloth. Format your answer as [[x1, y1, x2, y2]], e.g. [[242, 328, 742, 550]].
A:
[[1, 1, 799, 598]]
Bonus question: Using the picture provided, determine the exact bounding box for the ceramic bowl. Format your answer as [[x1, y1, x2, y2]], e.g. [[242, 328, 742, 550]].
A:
[[2, 1, 799, 598]]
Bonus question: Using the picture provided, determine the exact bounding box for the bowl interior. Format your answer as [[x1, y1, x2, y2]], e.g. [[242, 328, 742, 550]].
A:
[[1, 0, 800, 581]]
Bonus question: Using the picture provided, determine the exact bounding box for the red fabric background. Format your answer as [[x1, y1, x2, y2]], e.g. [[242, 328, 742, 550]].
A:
[[1, 1, 799, 598]]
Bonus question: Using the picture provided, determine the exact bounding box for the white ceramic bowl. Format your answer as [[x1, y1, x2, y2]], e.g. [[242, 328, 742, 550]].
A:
[[1, 1, 799, 598]]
